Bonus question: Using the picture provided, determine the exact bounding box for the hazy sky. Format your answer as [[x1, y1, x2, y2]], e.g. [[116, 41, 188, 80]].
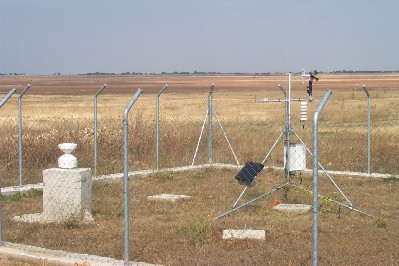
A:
[[1, 0, 398, 75]]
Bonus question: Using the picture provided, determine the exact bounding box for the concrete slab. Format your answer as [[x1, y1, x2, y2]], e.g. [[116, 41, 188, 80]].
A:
[[13, 210, 94, 224], [0, 241, 161, 266], [273, 203, 312, 214], [147, 194, 191, 202], [1, 183, 43, 196], [13, 213, 44, 223], [222, 229, 265, 240]]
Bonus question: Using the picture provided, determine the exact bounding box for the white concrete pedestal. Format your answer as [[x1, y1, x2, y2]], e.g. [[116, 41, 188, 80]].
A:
[[13, 168, 93, 223]]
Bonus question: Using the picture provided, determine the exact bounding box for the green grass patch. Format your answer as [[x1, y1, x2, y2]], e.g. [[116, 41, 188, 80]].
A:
[[2, 189, 43, 202]]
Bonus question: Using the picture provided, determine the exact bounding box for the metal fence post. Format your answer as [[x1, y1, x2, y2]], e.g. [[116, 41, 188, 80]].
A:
[[123, 88, 143, 266], [18, 84, 31, 188], [0, 89, 16, 108], [156, 84, 168, 170], [363, 85, 371, 174], [312, 89, 332, 266], [0, 88, 17, 245], [94, 84, 107, 179], [285, 73, 292, 179], [208, 84, 214, 164]]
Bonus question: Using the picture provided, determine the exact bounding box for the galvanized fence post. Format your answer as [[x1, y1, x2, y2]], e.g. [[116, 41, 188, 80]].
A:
[[123, 88, 143, 266], [156, 84, 168, 170], [363, 85, 371, 174], [0, 89, 16, 108], [208, 84, 214, 164], [312, 89, 332, 266], [94, 84, 107, 179], [0, 88, 17, 245], [18, 84, 31, 188]]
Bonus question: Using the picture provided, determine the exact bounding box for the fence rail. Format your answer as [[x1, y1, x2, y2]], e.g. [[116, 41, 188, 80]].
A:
[[5, 86, 394, 180]]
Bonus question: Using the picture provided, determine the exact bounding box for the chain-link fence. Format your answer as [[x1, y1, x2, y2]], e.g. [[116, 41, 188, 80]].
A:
[[0, 76, 398, 264]]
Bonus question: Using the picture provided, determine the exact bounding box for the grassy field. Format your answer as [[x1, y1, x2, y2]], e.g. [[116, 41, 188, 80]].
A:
[[2, 167, 399, 265], [0, 73, 398, 186], [0, 74, 398, 265]]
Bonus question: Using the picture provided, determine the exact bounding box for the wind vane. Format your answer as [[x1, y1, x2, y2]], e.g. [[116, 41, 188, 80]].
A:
[[301, 69, 319, 101]]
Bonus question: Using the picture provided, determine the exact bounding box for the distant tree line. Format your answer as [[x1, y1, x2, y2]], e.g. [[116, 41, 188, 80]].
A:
[[331, 70, 399, 74], [80, 71, 273, 76], [74, 70, 399, 76], [0, 72, 26, 76], [57, 70, 399, 76], [80, 72, 117, 76], [1, 70, 399, 76]]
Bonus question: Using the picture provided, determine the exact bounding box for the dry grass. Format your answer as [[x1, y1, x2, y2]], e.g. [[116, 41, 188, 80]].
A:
[[2, 167, 399, 265], [0, 74, 398, 182]]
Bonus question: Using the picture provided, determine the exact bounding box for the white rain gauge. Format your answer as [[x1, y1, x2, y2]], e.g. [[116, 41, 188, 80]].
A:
[[58, 143, 78, 169]]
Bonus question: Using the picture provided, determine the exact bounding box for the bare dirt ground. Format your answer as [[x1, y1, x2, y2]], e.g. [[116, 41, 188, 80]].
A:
[[1, 73, 398, 95]]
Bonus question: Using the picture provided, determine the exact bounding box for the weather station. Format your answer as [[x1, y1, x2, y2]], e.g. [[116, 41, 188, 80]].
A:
[[214, 71, 369, 220]]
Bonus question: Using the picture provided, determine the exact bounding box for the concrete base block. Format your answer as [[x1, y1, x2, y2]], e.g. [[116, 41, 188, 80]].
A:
[[147, 194, 191, 202], [273, 203, 312, 214], [13, 168, 93, 224], [222, 229, 265, 240]]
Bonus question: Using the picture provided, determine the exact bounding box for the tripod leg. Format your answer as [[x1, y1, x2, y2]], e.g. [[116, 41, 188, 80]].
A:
[[293, 131, 353, 206], [291, 183, 371, 216], [262, 131, 284, 164], [231, 186, 248, 209], [213, 110, 240, 165], [192, 110, 208, 166], [214, 183, 289, 220]]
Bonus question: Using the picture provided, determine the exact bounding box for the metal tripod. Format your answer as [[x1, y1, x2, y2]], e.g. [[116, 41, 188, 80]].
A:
[[192, 84, 240, 166], [214, 73, 369, 220]]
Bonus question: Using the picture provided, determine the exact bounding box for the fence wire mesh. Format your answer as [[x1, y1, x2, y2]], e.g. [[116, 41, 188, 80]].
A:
[[0, 75, 398, 265]]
